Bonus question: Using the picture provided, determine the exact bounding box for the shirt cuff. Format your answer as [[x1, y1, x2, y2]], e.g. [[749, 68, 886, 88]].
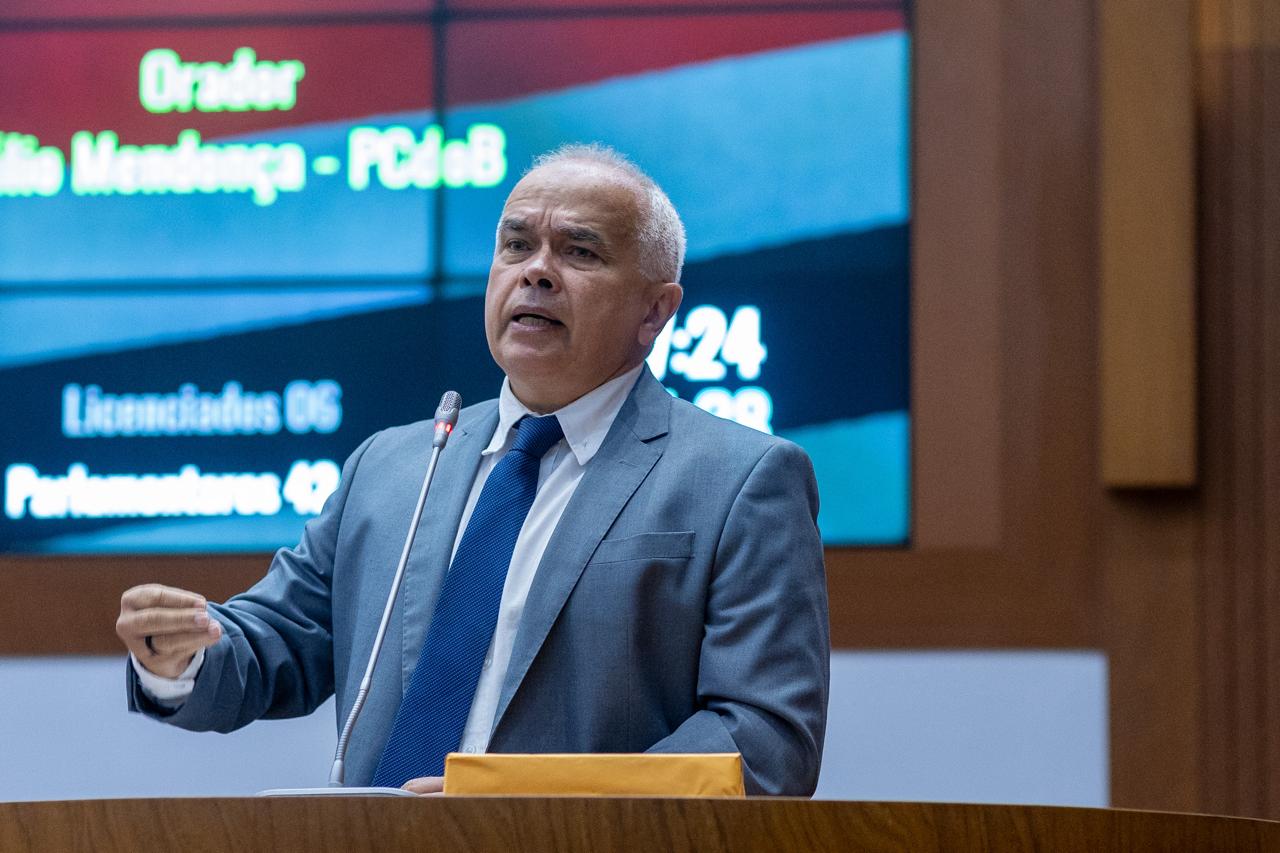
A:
[[131, 647, 205, 709]]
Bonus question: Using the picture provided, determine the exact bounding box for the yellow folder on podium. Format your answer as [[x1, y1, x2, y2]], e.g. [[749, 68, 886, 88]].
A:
[[443, 753, 745, 797]]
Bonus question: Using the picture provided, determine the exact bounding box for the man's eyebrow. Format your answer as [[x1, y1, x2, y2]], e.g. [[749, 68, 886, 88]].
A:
[[497, 218, 608, 249], [557, 225, 604, 244]]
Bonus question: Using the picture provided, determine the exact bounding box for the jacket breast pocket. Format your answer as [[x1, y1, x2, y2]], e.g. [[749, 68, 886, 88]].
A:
[[589, 531, 695, 566]]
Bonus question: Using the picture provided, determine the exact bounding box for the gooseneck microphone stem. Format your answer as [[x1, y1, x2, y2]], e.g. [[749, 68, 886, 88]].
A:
[[328, 446, 441, 786], [328, 390, 461, 787]]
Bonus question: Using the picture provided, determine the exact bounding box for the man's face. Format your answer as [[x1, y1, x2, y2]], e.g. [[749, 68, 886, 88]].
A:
[[484, 162, 681, 412]]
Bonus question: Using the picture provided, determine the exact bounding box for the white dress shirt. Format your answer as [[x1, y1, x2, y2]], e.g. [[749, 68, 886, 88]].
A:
[[135, 364, 644, 757]]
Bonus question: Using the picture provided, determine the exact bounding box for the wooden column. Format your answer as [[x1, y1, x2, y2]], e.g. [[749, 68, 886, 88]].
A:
[[1097, 0, 1204, 813], [1099, 0, 1197, 487], [1194, 0, 1280, 819]]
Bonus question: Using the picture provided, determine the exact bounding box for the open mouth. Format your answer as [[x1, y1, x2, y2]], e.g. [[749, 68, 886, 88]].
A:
[[512, 312, 564, 328]]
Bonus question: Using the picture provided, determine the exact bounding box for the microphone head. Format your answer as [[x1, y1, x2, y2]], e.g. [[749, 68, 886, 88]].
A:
[[434, 391, 462, 426], [432, 391, 462, 449]]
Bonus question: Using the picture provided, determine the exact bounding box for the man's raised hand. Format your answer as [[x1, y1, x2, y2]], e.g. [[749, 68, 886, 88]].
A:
[[116, 583, 222, 678]]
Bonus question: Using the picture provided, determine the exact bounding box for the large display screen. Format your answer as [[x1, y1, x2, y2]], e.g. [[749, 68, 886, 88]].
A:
[[0, 0, 910, 553]]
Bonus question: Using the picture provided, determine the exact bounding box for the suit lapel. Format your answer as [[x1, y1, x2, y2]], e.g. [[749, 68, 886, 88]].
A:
[[491, 370, 672, 730], [399, 402, 497, 686]]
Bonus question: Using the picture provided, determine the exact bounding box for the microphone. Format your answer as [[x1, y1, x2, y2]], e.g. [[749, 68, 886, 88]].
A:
[[433, 390, 461, 448], [259, 390, 462, 798]]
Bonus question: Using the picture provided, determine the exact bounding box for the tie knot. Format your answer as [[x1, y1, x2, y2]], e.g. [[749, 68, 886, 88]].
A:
[[511, 415, 564, 458]]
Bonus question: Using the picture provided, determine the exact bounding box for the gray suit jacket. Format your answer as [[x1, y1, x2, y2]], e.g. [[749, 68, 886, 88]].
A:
[[129, 368, 830, 795]]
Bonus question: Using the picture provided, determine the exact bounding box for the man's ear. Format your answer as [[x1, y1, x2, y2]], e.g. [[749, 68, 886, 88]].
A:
[[638, 283, 683, 348]]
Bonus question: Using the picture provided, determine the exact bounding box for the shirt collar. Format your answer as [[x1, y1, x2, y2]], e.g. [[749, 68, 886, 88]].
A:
[[484, 363, 645, 466]]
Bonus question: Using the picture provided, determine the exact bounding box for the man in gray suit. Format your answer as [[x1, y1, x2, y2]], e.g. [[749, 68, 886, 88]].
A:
[[116, 145, 829, 796]]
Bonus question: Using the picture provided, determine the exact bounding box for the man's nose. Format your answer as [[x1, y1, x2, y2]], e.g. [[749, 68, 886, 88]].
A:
[[520, 247, 558, 290]]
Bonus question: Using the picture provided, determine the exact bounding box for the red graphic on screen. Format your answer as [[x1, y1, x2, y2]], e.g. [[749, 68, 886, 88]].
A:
[[446, 11, 903, 105], [1, 0, 876, 21], [1, 25, 433, 150]]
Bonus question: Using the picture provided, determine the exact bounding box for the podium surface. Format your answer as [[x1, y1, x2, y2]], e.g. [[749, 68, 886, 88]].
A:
[[2, 797, 1276, 852]]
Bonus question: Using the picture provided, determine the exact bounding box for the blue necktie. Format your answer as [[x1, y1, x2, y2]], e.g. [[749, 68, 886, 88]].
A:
[[372, 414, 564, 786]]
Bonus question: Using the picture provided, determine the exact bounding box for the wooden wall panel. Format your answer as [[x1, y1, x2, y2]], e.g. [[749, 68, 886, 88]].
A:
[[1096, 0, 1202, 814], [996, 0, 1100, 620], [804, 0, 1102, 655], [1099, 0, 1198, 487], [1101, 493, 1202, 812], [0, 556, 267, 656], [1194, 0, 1280, 819], [911, 0, 1004, 550]]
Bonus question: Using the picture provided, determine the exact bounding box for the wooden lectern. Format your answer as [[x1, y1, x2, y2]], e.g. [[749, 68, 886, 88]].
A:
[[1, 798, 1277, 851]]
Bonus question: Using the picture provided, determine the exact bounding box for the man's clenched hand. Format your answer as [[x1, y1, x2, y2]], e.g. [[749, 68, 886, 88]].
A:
[[116, 583, 222, 678]]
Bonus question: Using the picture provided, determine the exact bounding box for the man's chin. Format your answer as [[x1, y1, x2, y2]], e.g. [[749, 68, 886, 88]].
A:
[[498, 345, 565, 378], [502, 360, 574, 407]]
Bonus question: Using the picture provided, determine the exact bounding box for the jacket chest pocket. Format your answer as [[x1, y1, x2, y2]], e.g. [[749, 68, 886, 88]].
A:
[[588, 530, 695, 567], [570, 530, 704, 681], [575, 531, 700, 625]]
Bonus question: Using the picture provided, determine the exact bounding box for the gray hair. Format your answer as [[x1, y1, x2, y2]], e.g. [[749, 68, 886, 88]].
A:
[[530, 143, 686, 283]]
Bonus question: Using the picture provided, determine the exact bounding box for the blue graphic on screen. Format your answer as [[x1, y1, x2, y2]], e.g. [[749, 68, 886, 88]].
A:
[[0, 6, 910, 553]]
